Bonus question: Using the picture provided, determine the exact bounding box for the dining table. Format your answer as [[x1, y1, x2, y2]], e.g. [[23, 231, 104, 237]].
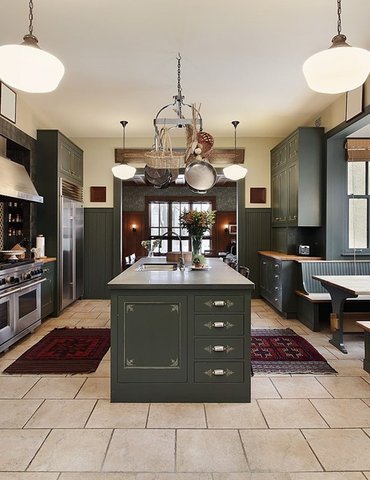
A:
[[312, 275, 370, 354]]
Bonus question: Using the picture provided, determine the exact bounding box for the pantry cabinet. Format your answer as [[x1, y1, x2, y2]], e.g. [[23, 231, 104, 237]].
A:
[[271, 127, 324, 227]]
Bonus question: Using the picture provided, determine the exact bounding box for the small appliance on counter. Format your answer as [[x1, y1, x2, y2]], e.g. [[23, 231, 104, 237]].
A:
[[298, 244, 310, 256]]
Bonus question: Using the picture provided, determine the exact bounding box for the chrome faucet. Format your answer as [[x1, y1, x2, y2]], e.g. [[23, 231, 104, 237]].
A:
[[159, 231, 185, 271]]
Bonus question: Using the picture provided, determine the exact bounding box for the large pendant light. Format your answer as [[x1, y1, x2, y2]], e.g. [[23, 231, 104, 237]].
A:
[[0, 0, 64, 93], [303, 0, 370, 94], [223, 121, 248, 181], [112, 121, 136, 180]]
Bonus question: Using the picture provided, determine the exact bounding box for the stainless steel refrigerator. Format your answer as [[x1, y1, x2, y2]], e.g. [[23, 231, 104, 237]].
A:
[[60, 196, 84, 310]]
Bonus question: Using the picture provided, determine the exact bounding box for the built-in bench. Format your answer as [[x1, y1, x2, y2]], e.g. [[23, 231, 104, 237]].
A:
[[295, 261, 370, 331], [356, 321, 370, 373]]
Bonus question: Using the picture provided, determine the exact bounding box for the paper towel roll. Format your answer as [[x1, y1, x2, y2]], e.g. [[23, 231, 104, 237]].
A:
[[36, 235, 45, 258]]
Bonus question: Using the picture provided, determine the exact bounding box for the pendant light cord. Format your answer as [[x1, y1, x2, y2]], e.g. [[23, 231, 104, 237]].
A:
[[336, 0, 342, 36], [28, 0, 34, 36], [232, 120, 239, 161]]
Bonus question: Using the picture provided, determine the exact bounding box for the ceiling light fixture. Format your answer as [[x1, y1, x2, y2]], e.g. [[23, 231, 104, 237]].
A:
[[223, 121, 248, 181], [303, 0, 370, 94], [112, 121, 136, 180], [0, 0, 64, 93]]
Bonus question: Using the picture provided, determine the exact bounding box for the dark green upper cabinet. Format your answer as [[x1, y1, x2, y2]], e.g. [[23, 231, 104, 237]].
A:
[[59, 137, 83, 185], [271, 127, 324, 227]]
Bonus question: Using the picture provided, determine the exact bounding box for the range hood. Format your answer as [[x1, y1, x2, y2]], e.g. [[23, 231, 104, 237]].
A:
[[0, 155, 43, 203]]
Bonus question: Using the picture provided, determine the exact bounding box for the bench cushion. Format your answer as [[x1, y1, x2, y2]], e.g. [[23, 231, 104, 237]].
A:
[[296, 290, 370, 303]]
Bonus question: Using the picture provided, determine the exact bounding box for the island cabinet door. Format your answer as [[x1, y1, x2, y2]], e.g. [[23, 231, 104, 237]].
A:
[[116, 295, 187, 382]]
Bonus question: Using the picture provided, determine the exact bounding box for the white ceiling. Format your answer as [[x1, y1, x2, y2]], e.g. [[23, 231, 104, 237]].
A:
[[1, 0, 370, 139]]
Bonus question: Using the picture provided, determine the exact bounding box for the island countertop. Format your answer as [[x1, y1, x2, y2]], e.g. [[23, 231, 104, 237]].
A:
[[108, 257, 254, 290]]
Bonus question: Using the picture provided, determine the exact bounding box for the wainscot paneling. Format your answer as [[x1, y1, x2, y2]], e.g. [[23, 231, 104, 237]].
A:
[[84, 208, 113, 299], [244, 208, 271, 297]]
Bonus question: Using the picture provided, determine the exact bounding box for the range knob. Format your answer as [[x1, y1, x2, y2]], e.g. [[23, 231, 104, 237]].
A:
[[6, 276, 15, 284], [25, 273, 32, 280], [14, 277, 20, 284], [0, 278, 6, 285]]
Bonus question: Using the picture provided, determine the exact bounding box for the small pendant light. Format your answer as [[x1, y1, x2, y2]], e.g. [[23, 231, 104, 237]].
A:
[[303, 0, 370, 94], [223, 121, 248, 181], [0, 0, 64, 93], [112, 121, 136, 180]]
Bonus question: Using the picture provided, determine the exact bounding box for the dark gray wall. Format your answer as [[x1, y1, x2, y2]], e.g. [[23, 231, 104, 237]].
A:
[[244, 208, 271, 297], [84, 208, 114, 299]]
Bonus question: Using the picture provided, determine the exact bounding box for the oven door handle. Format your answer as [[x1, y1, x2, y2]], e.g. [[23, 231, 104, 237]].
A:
[[0, 278, 46, 298]]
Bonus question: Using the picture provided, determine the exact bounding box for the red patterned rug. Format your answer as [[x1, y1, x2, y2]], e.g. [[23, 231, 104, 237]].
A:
[[3, 328, 110, 374], [251, 328, 337, 374]]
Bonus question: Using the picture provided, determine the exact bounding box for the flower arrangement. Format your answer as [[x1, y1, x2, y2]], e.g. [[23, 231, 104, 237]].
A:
[[179, 210, 216, 236], [141, 239, 161, 251]]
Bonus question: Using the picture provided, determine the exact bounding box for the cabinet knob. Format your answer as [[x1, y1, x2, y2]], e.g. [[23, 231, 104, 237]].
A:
[[212, 369, 226, 376]]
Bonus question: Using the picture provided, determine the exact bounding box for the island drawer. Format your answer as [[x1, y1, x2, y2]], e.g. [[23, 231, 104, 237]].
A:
[[194, 314, 244, 335], [194, 338, 244, 359], [194, 362, 244, 383], [194, 295, 244, 313]]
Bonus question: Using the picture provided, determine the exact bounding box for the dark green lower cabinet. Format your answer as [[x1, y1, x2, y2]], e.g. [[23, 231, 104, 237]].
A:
[[41, 262, 56, 319], [110, 288, 251, 403], [116, 296, 187, 382]]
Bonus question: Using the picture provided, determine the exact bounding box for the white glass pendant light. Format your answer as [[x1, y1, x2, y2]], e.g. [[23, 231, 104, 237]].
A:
[[223, 121, 247, 181], [112, 121, 136, 180], [0, 0, 64, 93], [303, 0, 370, 94]]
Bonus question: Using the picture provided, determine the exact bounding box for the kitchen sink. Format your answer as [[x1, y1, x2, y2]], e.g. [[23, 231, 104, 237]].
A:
[[136, 262, 178, 272]]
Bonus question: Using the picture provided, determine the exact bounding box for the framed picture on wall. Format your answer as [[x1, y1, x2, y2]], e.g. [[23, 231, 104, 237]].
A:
[[229, 224, 237, 235], [0, 81, 16, 123], [345, 85, 363, 122]]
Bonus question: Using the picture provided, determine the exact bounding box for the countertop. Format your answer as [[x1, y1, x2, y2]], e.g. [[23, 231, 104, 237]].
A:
[[40, 257, 57, 264], [258, 251, 322, 261], [108, 257, 255, 290]]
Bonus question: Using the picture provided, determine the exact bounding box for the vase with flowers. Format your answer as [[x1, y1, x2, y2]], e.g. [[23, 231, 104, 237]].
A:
[[179, 209, 216, 266], [141, 239, 161, 257]]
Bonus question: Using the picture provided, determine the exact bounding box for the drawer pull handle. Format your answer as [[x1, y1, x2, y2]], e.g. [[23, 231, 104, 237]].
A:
[[204, 344, 235, 354], [213, 321, 225, 328], [204, 320, 235, 330], [212, 345, 225, 352], [213, 300, 226, 307], [204, 368, 235, 377]]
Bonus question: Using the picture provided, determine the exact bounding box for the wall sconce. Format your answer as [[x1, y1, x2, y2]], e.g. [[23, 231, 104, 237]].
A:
[[224, 225, 229, 233], [131, 224, 137, 232]]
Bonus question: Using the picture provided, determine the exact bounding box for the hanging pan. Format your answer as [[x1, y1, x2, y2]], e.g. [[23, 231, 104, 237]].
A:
[[144, 166, 172, 189], [184, 159, 217, 194]]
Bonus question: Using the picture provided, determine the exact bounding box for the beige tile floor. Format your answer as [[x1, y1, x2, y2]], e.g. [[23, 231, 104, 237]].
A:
[[1, 298, 370, 479]]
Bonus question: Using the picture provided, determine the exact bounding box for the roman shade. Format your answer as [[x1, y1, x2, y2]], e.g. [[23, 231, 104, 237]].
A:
[[345, 139, 370, 161]]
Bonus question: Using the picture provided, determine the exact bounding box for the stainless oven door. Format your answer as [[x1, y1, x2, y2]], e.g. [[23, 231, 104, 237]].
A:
[[14, 279, 45, 334], [0, 292, 15, 348]]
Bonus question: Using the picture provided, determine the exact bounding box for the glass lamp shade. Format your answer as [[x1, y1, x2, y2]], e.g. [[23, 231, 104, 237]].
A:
[[303, 42, 370, 94], [223, 164, 248, 181], [0, 37, 64, 93], [112, 163, 136, 180]]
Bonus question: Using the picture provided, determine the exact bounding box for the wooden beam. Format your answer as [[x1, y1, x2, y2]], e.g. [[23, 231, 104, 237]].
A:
[[114, 147, 245, 165]]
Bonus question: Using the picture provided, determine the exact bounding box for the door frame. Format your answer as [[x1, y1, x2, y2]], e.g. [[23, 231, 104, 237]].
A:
[[113, 169, 246, 276]]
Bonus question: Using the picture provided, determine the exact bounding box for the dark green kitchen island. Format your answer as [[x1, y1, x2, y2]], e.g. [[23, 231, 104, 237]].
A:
[[108, 257, 254, 402]]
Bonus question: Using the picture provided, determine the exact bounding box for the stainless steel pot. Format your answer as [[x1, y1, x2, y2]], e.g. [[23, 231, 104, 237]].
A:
[[184, 159, 217, 194]]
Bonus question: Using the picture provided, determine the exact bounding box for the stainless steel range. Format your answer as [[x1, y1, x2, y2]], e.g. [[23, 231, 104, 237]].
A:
[[0, 260, 45, 353]]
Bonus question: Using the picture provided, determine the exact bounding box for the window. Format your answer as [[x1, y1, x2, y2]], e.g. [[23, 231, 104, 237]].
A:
[[147, 199, 214, 253], [347, 161, 370, 250]]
